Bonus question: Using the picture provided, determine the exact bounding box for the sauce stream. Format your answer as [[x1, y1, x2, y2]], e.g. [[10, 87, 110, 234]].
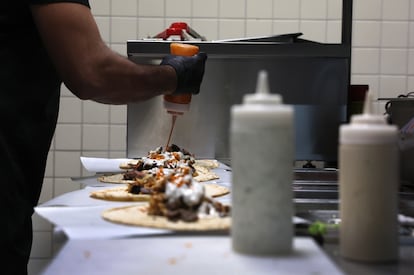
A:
[[165, 114, 177, 151]]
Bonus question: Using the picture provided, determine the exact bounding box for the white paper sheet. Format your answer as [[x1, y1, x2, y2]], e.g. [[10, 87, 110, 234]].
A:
[[38, 186, 129, 207], [80, 157, 133, 173], [35, 162, 308, 240], [35, 205, 170, 239]]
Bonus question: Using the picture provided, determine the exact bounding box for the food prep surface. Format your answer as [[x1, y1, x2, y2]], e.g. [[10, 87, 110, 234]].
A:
[[42, 236, 343, 275], [36, 161, 414, 274]]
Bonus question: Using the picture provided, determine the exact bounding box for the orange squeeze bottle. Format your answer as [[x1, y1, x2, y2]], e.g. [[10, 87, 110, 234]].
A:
[[163, 43, 199, 115], [164, 43, 199, 150]]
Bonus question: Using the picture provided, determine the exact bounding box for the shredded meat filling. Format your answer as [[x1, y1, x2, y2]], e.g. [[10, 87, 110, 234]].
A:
[[148, 193, 230, 223]]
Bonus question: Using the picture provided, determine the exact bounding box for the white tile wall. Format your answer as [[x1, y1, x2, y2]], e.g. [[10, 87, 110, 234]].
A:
[[246, 19, 273, 37], [273, 20, 300, 34], [219, 19, 246, 39], [94, 17, 111, 43], [247, 0, 273, 19], [111, 17, 138, 43], [352, 48, 381, 74], [409, 76, 414, 90], [138, 18, 165, 38], [193, 0, 219, 18], [382, 0, 410, 20], [409, 50, 414, 74], [111, 0, 138, 16], [54, 124, 82, 150], [328, 0, 342, 19], [353, 21, 381, 47], [138, 0, 165, 17], [220, 0, 246, 18], [83, 101, 110, 124], [166, 0, 192, 17], [353, 0, 382, 20], [301, 0, 327, 19], [192, 19, 219, 41], [327, 21, 342, 43], [29, 0, 414, 273], [89, 0, 110, 16], [381, 49, 408, 75], [300, 20, 327, 41]]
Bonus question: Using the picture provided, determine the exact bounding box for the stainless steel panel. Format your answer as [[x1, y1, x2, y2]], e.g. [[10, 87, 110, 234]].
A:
[[127, 53, 348, 163]]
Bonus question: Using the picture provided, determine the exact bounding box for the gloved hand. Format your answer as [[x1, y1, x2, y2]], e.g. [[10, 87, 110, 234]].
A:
[[161, 52, 207, 95]]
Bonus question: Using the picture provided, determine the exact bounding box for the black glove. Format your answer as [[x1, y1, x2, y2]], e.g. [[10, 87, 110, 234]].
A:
[[161, 52, 207, 95]]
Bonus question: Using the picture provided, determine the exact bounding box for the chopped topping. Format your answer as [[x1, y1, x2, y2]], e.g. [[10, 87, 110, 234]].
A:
[[148, 176, 231, 222], [130, 144, 195, 172], [126, 172, 162, 195], [123, 170, 146, 180], [124, 145, 231, 222], [125, 145, 196, 195], [129, 185, 141, 194]]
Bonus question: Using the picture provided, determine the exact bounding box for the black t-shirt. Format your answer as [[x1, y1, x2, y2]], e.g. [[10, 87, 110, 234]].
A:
[[1, 2, 90, 272], [0, 0, 89, 217]]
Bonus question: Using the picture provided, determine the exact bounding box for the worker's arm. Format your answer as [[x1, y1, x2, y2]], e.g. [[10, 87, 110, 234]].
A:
[[30, 2, 177, 104]]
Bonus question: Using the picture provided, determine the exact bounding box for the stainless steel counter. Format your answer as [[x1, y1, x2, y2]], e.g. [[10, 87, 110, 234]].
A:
[[42, 236, 344, 275], [324, 241, 414, 275], [36, 164, 414, 274]]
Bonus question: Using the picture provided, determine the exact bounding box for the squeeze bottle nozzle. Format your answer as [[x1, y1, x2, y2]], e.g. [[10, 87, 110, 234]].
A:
[[351, 90, 385, 125], [363, 90, 373, 115], [256, 70, 269, 94], [243, 70, 281, 105]]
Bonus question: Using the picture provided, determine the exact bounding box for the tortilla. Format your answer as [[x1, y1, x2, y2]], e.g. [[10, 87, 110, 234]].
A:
[[102, 205, 231, 231], [119, 159, 139, 170], [194, 159, 220, 169], [193, 165, 219, 182], [90, 184, 230, 202], [90, 186, 150, 202], [97, 173, 136, 184]]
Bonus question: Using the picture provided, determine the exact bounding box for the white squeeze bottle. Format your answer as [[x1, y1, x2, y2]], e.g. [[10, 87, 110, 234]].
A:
[[339, 90, 399, 262], [230, 70, 294, 255]]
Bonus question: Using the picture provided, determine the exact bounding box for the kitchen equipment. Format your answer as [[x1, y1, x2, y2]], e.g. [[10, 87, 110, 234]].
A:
[[154, 22, 206, 41], [41, 237, 344, 275], [126, 0, 353, 167], [347, 84, 368, 121], [385, 96, 414, 184]]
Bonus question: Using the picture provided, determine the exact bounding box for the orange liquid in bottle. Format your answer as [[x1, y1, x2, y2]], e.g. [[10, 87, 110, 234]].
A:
[[164, 43, 199, 110]]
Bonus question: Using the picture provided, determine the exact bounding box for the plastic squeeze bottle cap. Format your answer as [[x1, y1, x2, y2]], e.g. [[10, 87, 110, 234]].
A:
[[163, 43, 199, 115], [243, 70, 282, 105], [340, 90, 398, 144], [234, 70, 292, 124]]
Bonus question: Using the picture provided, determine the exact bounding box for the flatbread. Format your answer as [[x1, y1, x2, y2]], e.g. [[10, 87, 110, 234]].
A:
[[90, 186, 150, 202], [90, 184, 230, 202], [119, 159, 139, 170], [194, 159, 220, 169], [97, 173, 136, 184], [193, 165, 219, 182], [102, 205, 230, 231]]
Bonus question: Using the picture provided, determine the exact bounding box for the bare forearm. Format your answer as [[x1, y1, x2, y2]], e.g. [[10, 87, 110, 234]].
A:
[[68, 46, 177, 104], [31, 3, 176, 104]]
